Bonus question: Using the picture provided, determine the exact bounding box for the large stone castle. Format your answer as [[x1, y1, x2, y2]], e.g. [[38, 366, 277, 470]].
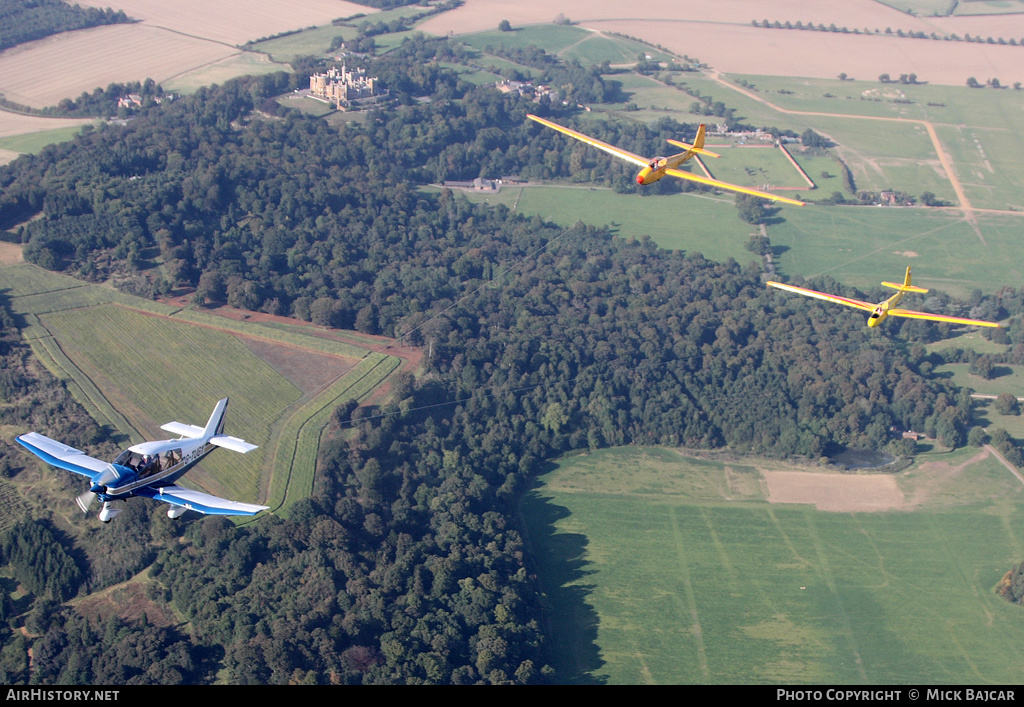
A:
[[309, 66, 387, 109]]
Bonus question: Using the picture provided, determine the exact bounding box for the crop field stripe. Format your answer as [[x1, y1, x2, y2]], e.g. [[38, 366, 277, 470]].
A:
[[667, 505, 709, 678], [27, 330, 140, 442]]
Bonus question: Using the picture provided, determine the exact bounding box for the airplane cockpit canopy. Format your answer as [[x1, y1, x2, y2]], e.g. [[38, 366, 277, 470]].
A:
[[113, 442, 183, 476]]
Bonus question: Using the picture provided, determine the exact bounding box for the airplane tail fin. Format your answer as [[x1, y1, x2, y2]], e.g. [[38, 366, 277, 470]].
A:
[[667, 124, 720, 158], [882, 266, 929, 294], [204, 398, 258, 454], [204, 398, 229, 438]]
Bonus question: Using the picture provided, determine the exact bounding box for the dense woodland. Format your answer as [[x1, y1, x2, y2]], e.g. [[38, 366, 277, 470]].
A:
[[1, 37, 1022, 683], [0, 0, 131, 53]]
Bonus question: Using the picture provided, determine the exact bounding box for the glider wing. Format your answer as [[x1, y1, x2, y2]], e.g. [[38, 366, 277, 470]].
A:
[[665, 168, 805, 206], [527, 114, 649, 168], [887, 309, 1002, 328], [766, 281, 876, 312]]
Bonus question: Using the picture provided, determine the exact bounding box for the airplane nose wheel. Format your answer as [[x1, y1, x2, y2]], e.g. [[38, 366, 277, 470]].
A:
[[98, 501, 122, 524]]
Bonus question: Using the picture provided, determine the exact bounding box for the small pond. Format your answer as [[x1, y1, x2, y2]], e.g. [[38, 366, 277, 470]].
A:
[[829, 448, 895, 469]]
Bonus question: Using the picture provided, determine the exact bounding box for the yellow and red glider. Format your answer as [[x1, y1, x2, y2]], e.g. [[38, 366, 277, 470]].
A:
[[526, 113, 805, 206], [766, 267, 1002, 328]]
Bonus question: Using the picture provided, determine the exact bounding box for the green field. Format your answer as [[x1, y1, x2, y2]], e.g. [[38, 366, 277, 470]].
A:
[[39, 305, 301, 502], [1, 262, 401, 515], [0, 124, 98, 155], [933, 362, 1024, 396], [459, 24, 675, 67], [438, 184, 1024, 296], [524, 446, 1024, 684], [764, 207, 1024, 298], [164, 53, 289, 95]]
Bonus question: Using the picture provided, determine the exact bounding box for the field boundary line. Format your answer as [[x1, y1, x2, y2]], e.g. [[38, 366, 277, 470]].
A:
[[706, 69, 1000, 236], [267, 352, 401, 515], [985, 443, 1024, 487]]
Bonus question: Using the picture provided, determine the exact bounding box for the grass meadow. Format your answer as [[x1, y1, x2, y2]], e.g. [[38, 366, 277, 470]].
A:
[[39, 305, 302, 504], [249, 25, 354, 64], [523, 446, 1024, 684], [0, 125, 97, 156], [933, 362, 1024, 397], [164, 53, 289, 95], [0, 262, 401, 515], [459, 24, 675, 66], [440, 185, 1024, 296]]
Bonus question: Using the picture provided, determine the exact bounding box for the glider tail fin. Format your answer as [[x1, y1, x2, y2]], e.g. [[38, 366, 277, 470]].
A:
[[694, 123, 706, 150], [882, 266, 929, 294], [667, 124, 721, 158]]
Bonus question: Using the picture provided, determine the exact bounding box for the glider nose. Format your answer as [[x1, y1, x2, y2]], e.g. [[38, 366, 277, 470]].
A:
[[636, 174, 645, 185]]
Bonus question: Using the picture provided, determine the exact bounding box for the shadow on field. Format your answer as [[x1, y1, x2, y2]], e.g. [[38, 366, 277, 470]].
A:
[[522, 472, 605, 684]]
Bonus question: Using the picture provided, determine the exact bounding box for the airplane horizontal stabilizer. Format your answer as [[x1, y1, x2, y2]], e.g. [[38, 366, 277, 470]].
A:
[[881, 281, 928, 294], [161, 421, 206, 438], [209, 435, 258, 454], [666, 139, 720, 158]]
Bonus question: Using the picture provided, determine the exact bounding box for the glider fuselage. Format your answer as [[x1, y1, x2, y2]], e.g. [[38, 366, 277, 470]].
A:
[[636, 152, 690, 185], [867, 292, 905, 327]]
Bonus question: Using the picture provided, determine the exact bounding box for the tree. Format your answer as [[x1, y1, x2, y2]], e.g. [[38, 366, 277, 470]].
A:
[[967, 76, 982, 88], [968, 426, 989, 447], [879, 73, 891, 83], [736, 194, 767, 224], [745, 234, 771, 256], [969, 355, 995, 380], [498, 20, 512, 32], [800, 129, 828, 149], [994, 393, 1020, 416]]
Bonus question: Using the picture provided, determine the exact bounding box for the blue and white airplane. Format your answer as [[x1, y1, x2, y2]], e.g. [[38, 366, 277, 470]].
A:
[[17, 398, 268, 523]]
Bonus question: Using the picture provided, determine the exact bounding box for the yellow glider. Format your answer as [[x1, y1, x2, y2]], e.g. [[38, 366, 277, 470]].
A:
[[526, 113, 805, 206], [766, 267, 1002, 328]]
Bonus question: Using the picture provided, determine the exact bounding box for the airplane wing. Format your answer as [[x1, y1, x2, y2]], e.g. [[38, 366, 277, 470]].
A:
[[887, 309, 1002, 328], [766, 281, 877, 312], [16, 432, 110, 481], [136, 485, 269, 516], [665, 168, 805, 206], [527, 114, 649, 168]]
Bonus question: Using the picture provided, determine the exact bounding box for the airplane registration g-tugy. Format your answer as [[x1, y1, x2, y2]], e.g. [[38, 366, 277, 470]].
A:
[[766, 267, 1003, 329], [526, 113, 805, 206], [17, 398, 268, 523]]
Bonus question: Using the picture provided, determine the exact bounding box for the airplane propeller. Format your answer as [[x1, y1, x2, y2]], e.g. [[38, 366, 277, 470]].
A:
[[76, 489, 98, 513]]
